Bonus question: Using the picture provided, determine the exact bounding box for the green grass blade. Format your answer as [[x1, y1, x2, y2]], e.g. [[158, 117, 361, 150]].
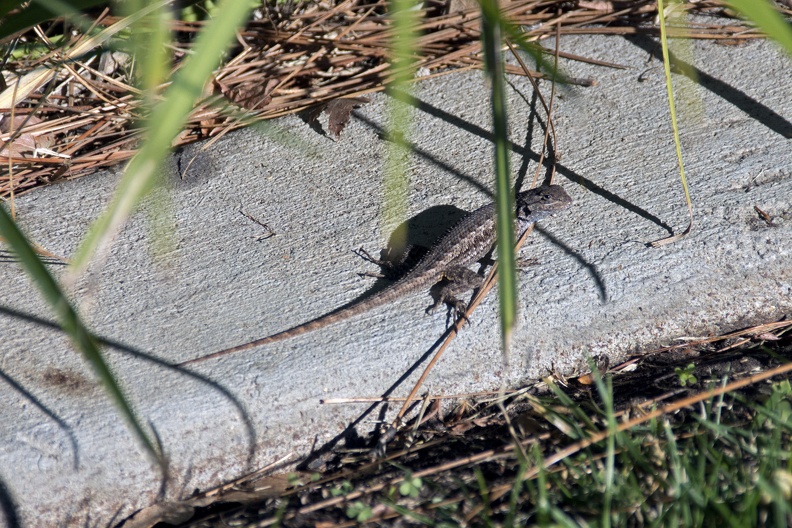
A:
[[69, 0, 254, 276], [383, 0, 420, 251], [726, 0, 792, 56], [0, 204, 161, 465], [591, 364, 616, 528], [479, 0, 517, 350], [654, 0, 693, 237]]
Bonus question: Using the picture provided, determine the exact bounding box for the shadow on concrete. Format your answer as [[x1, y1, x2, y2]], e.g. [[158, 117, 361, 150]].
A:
[[0, 250, 67, 266], [352, 110, 492, 197], [0, 476, 21, 528], [510, 85, 556, 186], [0, 305, 259, 477], [0, 367, 80, 470], [354, 91, 677, 241], [535, 224, 606, 302], [625, 35, 792, 139], [297, 322, 460, 470]]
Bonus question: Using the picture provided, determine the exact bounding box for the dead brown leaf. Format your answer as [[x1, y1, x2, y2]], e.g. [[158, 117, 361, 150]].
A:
[[217, 78, 280, 111], [307, 97, 370, 138], [0, 114, 51, 157]]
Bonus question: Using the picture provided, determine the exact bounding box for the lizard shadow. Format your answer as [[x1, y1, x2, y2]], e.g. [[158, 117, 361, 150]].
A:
[[349, 204, 470, 297]]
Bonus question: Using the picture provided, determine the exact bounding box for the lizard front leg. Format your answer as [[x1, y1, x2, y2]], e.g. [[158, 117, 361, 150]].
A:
[[426, 265, 485, 319], [355, 245, 429, 280]]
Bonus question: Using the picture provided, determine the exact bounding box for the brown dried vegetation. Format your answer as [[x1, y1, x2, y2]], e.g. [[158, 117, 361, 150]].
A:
[[0, 0, 771, 196]]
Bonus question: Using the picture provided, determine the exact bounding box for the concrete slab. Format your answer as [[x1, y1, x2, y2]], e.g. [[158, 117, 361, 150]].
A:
[[1, 33, 790, 527]]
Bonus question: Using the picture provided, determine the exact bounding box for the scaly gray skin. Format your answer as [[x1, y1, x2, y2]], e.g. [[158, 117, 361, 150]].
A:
[[179, 185, 572, 365]]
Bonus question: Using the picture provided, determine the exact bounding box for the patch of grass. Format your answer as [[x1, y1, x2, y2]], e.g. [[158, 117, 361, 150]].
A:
[[152, 323, 791, 527]]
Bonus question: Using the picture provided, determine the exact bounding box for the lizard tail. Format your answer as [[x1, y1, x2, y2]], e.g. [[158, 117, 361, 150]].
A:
[[177, 282, 410, 366]]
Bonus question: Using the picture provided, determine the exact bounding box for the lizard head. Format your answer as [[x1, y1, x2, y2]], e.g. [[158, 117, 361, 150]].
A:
[[515, 185, 573, 223]]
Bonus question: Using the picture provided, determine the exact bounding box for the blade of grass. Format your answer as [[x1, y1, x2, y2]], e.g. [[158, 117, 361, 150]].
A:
[[649, 0, 693, 247], [382, 0, 420, 252], [125, 0, 179, 264], [590, 360, 616, 528], [0, 203, 162, 466], [68, 0, 254, 277], [479, 0, 517, 352], [726, 0, 792, 56]]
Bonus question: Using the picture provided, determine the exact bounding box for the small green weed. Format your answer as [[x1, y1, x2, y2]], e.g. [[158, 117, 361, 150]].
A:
[[345, 500, 373, 522], [399, 473, 423, 498], [675, 363, 698, 386]]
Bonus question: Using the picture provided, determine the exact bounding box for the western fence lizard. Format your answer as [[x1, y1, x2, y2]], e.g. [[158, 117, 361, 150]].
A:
[[179, 185, 572, 366]]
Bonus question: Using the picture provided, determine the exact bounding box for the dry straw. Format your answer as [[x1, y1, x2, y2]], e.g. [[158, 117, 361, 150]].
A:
[[0, 0, 767, 197]]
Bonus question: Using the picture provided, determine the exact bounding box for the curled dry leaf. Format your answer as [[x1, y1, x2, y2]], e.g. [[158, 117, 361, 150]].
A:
[[578, 1, 616, 13], [0, 114, 53, 157], [307, 97, 370, 138], [217, 78, 280, 111]]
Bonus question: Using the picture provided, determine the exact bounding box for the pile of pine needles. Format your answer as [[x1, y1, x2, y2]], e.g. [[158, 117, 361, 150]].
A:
[[0, 0, 774, 197]]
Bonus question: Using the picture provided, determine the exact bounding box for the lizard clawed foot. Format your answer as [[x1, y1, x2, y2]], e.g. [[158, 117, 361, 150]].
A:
[[355, 246, 421, 281], [354, 247, 399, 280], [354, 247, 382, 265], [425, 298, 472, 326], [355, 247, 388, 278], [451, 300, 472, 326], [425, 300, 442, 316]]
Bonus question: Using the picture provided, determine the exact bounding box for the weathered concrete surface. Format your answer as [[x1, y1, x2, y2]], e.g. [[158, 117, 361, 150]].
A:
[[1, 34, 790, 527]]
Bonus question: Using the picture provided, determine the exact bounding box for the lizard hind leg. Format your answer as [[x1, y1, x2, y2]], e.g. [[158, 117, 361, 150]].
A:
[[426, 265, 485, 321]]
